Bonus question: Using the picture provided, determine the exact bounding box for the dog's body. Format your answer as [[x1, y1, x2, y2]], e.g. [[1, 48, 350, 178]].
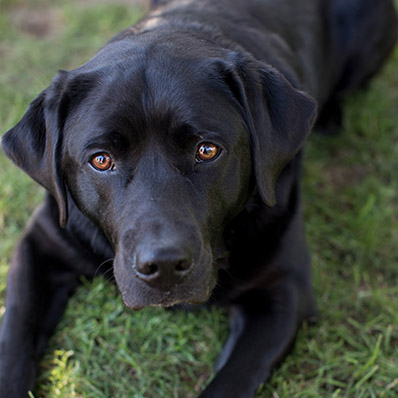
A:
[[1, 0, 397, 396]]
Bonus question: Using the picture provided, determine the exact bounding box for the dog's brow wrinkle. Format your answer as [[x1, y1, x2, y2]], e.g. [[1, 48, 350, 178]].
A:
[[2, 0, 396, 395]]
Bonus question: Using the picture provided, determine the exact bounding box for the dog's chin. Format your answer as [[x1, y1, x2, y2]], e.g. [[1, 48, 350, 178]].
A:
[[114, 259, 218, 310], [119, 281, 215, 311], [114, 244, 218, 310]]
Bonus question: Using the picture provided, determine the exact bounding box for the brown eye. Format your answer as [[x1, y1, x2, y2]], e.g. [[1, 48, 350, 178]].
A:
[[89, 153, 115, 171], [196, 143, 220, 162]]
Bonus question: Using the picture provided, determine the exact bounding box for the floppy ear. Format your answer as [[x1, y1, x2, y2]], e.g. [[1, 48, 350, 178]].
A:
[[216, 53, 317, 206], [249, 64, 317, 206], [1, 73, 69, 227]]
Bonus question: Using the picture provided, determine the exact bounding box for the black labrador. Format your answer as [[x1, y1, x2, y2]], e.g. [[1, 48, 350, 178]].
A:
[[1, 0, 397, 396]]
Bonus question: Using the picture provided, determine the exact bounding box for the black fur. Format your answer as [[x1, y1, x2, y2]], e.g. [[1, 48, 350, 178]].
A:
[[1, 0, 397, 396]]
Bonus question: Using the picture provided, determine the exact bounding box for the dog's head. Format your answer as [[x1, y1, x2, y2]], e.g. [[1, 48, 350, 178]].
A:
[[2, 33, 316, 309]]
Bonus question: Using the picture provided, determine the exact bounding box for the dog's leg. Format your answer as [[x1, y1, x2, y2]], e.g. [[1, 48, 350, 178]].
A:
[[213, 306, 246, 372], [0, 202, 85, 397], [202, 204, 317, 398], [201, 280, 311, 398]]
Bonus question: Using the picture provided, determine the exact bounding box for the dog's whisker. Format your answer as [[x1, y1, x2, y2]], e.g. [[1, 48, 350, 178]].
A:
[[1, 0, 395, 395], [102, 267, 116, 283], [94, 258, 114, 278]]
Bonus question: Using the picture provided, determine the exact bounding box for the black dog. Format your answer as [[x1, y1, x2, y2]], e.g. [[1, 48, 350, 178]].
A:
[[1, 0, 397, 396]]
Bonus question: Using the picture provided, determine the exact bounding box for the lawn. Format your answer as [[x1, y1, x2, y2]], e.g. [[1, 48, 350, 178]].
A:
[[0, 1, 397, 397]]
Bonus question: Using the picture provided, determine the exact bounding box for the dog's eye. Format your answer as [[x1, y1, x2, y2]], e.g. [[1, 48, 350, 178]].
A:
[[89, 152, 115, 171], [196, 143, 220, 162]]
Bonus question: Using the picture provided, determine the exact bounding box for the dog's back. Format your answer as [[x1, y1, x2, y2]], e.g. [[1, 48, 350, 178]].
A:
[[148, 0, 397, 109], [0, 1, 397, 397]]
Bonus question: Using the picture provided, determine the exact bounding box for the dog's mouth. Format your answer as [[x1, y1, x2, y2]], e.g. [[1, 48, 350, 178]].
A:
[[119, 281, 215, 311], [117, 272, 217, 311], [113, 245, 218, 310]]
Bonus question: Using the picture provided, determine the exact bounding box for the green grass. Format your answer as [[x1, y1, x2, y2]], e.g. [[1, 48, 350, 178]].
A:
[[1, 1, 398, 397]]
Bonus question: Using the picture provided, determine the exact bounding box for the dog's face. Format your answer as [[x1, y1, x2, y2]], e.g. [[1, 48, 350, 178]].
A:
[[62, 39, 254, 308], [2, 34, 316, 309]]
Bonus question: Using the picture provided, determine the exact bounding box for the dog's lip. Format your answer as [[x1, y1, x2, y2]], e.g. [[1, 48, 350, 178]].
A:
[[121, 289, 212, 311], [118, 272, 216, 311], [114, 241, 216, 310], [123, 295, 207, 311]]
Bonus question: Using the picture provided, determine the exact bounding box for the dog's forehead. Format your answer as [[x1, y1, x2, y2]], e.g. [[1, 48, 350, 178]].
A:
[[65, 36, 243, 147], [78, 30, 226, 78], [94, 37, 228, 108]]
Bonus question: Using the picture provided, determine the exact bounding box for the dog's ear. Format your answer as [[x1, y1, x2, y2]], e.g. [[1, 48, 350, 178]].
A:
[[248, 63, 317, 206], [1, 73, 69, 227], [215, 53, 317, 206]]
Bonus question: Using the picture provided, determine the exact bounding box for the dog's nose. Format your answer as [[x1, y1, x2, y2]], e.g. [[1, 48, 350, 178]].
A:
[[135, 247, 193, 290]]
